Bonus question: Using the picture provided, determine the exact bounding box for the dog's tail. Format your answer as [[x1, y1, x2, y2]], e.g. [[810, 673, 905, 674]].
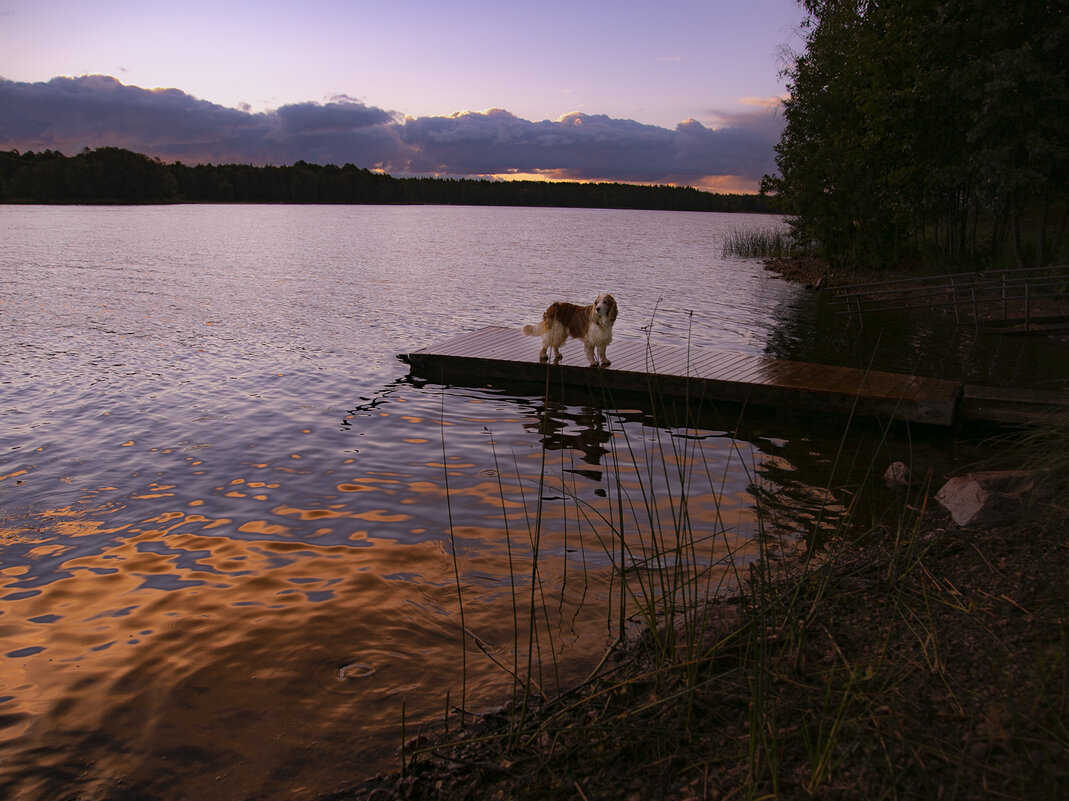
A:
[[522, 322, 544, 336]]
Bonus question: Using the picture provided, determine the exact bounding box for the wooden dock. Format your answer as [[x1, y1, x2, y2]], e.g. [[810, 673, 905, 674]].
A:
[[401, 326, 971, 425]]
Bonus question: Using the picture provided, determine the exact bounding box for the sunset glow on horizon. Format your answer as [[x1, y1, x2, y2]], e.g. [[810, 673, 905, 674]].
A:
[[0, 0, 806, 191]]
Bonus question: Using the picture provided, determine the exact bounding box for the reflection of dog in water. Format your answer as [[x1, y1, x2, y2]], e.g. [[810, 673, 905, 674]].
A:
[[525, 402, 613, 487], [522, 294, 618, 367]]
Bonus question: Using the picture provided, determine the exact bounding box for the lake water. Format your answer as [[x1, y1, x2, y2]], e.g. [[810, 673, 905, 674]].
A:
[[0, 204, 1058, 800]]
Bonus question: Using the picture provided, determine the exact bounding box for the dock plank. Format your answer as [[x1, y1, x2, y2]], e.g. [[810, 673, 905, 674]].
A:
[[401, 326, 980, 425], [643, 344, 700, 377], [689, 350, 746, 375], [696, 353, 756, 382]]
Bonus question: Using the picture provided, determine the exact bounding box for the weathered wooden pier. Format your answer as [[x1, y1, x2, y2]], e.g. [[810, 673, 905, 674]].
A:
[[400, 326, 1068, 426]]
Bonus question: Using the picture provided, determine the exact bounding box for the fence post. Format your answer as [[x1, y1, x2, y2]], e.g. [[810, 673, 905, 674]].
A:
[[1025, 282, 1031, 333]]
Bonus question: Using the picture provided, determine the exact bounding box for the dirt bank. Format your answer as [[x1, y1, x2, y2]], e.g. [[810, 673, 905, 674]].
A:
[[322, 503, 1066, 801]]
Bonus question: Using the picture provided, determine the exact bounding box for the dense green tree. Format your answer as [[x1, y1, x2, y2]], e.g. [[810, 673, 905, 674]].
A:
[[767, 0, 1069, 269]]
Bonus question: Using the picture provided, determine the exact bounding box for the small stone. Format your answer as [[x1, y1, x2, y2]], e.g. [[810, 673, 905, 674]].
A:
[[883, 461, 912, 490]]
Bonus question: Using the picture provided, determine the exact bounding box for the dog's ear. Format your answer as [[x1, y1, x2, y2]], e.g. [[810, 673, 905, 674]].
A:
[[608, 295, 618, 322]]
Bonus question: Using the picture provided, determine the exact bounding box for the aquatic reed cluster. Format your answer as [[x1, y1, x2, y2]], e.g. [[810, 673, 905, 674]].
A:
[[720, 225, 799, 259]]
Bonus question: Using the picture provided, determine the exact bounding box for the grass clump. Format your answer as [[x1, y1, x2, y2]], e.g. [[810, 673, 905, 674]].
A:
[[336, 403, 1069, 801]]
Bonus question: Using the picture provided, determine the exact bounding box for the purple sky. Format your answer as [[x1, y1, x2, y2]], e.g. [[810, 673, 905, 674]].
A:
[[0, 0, 804, 191]]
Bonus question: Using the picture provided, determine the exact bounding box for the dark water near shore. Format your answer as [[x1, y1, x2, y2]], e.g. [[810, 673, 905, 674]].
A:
[[1, 205, 1064, 800]]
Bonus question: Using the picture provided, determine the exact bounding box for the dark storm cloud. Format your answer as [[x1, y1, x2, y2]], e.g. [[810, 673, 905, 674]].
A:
[[0, 75, 404, 166], [674, 107, 785, 178], [396, 109, 782, 184], [397, 110, 677, 179], [0, 75, 260, 156], [0, 75, 782, 186], [275, 100, 396, 134]]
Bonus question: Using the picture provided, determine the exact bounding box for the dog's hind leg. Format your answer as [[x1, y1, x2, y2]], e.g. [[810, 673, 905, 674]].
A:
[[543, 323, 566, 363]]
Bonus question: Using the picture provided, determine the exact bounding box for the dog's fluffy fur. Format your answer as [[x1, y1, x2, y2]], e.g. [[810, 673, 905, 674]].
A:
[[522, 293, 618, 367]]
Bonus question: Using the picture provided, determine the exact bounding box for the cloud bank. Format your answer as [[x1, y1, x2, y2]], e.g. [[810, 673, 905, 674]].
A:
[[0, 75, 783, 191]]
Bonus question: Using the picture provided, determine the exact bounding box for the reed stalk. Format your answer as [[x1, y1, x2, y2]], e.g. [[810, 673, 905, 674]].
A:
[[439, 391, 467, 727]]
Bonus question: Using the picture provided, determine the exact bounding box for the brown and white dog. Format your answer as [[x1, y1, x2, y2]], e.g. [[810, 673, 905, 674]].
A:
[[522, 293, 618, 367]]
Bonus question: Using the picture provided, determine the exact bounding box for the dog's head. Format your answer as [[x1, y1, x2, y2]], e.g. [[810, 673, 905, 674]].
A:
[[594, 293, 618, 324]]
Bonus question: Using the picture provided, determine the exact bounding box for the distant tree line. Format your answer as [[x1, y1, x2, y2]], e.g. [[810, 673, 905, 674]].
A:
[[765, 0, 1068, 270], [0, 147, 772, 213]]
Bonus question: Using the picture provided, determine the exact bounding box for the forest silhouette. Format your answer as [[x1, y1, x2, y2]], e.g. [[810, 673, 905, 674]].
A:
[[0, 147, 770, 213]]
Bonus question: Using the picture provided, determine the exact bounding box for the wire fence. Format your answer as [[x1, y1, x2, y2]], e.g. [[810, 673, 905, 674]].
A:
[[833, 265, 1069, 332]]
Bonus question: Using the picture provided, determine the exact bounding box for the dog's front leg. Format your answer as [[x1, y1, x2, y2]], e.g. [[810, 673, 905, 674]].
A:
[[584, 343, 598, 366], [597, 346, 610, 368]]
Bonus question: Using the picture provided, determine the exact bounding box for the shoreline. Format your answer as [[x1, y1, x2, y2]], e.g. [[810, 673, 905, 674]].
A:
[[328, 508, 1068, 801], [321, 262, 1069, 801]]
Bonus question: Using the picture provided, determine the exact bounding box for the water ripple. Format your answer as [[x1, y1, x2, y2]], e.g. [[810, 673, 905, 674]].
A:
[[0, 205, 932, 801]]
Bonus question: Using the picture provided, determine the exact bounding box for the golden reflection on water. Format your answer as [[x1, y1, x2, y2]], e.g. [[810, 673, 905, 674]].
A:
[[0, 406, 790, 800], [1, 509, 534, 798]]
